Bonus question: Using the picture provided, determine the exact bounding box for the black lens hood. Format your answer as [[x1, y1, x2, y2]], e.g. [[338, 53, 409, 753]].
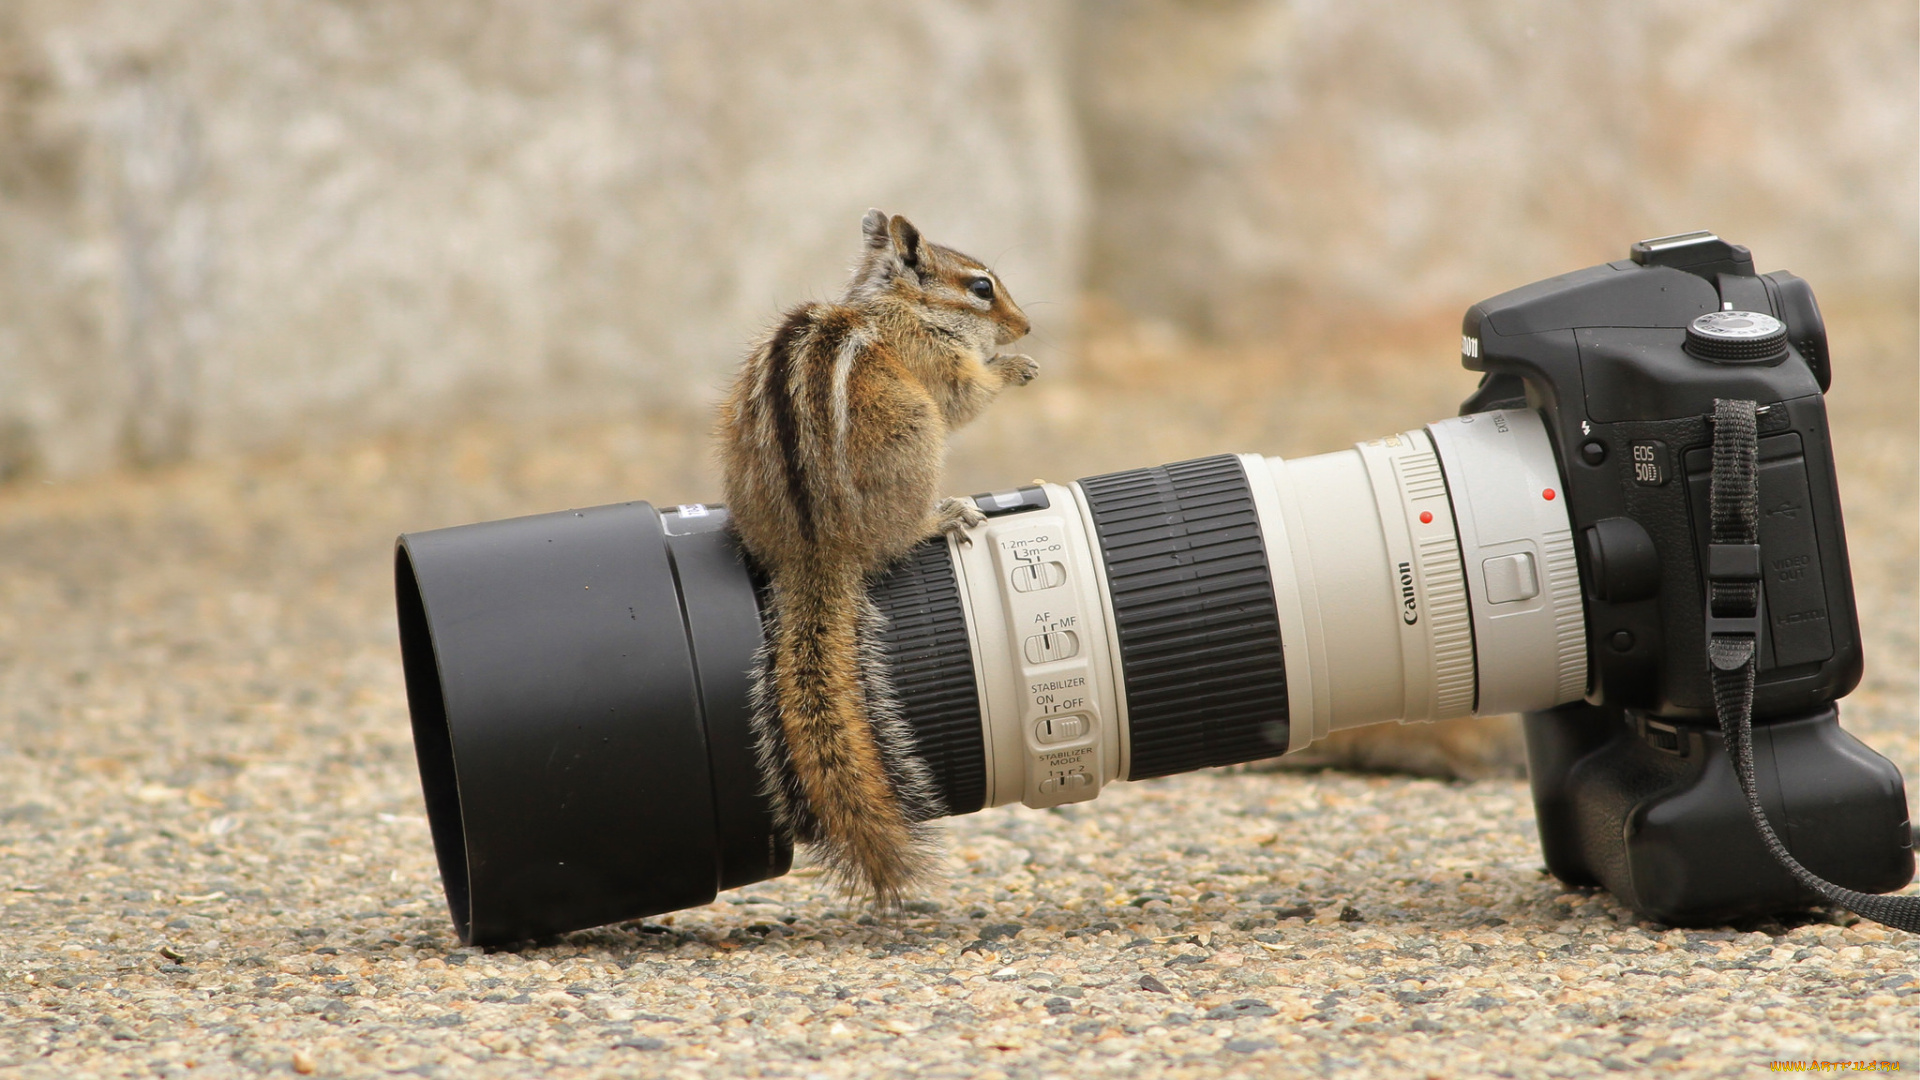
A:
[[395, 501, 787, 946]]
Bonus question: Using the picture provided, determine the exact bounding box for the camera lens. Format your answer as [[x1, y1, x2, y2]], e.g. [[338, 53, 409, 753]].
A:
[[871, 407, 1586, 812], [397, 410, 1588, 942]]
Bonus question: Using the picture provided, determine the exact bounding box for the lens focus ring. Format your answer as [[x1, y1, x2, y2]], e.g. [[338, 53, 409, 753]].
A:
[[1078, 455, 1290, 779], [869, 537, 988, 817]]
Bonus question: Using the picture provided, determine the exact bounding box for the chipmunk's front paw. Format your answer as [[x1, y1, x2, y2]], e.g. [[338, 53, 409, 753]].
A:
[[992, 353, 1039, 386], [933, 496, 987, 545]]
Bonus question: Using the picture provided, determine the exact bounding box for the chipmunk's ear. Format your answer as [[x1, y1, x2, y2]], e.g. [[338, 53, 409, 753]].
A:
[[861, 208, 890, 248], [848, 209, 923, 295], [886, 214, 924, 274]]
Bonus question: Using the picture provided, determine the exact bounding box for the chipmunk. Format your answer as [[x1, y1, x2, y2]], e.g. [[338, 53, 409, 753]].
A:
[[717, 209, 1036, 903]]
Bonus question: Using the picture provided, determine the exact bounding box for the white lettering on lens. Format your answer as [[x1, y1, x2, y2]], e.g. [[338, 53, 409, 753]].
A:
[[1399, 561, 1418, 624]]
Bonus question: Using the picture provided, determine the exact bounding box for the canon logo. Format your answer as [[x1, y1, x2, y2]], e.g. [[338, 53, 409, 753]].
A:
[[1399, 561, 1418, 624]]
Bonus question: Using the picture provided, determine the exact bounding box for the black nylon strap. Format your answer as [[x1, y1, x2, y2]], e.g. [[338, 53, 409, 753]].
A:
[[1707, 400, 1761, 626], [1708, 398, 1920, 931]]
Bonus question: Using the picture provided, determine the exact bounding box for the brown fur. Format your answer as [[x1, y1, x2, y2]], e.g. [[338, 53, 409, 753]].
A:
[[717, 210, 1035, 902]]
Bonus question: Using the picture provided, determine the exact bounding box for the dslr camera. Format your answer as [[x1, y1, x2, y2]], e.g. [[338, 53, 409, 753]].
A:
[[396, 232, 1913, 946]]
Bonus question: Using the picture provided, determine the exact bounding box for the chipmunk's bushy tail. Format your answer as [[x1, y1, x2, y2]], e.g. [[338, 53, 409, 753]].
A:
[[748, 568, 942, 904]]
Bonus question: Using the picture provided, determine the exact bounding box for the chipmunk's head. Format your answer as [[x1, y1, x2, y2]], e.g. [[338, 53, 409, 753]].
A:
[[851, 209, 1030, 346]]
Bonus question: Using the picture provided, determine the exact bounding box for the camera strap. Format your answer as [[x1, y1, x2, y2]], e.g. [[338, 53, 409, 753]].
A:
[[1708, 398, 1920, 932]]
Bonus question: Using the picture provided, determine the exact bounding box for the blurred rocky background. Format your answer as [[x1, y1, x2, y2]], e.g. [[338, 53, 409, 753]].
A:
[[1076, 0, 1917, 337], [0, 1, 1913, 778], [1, 0, 1911, 479], [0, 0, 1086, 477]]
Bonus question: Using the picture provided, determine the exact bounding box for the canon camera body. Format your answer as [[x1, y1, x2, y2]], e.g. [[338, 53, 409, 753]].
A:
[[1464, 231, 1909, 924]]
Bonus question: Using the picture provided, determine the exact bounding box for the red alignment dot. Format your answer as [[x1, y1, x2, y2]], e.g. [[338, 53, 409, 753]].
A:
[[1543, 488, 1557, 500], [1419, 510, 1433, 524]]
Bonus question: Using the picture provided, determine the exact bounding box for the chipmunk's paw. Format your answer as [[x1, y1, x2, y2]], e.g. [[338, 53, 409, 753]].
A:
[[992, 353, 1039, 386], [934, 496, 987, 545]]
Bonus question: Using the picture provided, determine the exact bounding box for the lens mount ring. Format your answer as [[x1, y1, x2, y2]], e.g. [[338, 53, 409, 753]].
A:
[[1427, 410, 1588, 714]]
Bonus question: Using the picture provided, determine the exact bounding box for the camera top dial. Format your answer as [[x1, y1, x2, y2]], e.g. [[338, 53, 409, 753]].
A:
[[1685, 310, 1789, 364]]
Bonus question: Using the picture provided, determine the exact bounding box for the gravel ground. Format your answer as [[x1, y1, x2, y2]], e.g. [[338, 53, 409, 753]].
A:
[[0, 309, 1914, 1078]]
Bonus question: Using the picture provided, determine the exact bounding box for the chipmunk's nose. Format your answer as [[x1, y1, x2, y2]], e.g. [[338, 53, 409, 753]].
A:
[[999, 309, 1031, 344]]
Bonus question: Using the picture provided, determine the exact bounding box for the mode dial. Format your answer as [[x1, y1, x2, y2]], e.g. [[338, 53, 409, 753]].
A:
[[1685, 310, 1788, 364]]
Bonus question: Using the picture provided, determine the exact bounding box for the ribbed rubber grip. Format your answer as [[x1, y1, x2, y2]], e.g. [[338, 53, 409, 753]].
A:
[[868, 537, 987, 816], [1079, 456, 1290, 779]]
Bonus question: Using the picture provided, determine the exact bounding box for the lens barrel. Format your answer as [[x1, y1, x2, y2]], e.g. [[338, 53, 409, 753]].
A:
[[396, 410, 1587, 943]]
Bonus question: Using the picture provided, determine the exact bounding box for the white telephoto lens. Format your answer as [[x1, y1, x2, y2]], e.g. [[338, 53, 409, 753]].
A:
[[936, 408, 1587, 812]]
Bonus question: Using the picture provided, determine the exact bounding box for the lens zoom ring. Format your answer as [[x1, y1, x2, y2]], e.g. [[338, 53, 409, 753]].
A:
[[1079, 455, 1289, 779], [869, 537, 987, 816]]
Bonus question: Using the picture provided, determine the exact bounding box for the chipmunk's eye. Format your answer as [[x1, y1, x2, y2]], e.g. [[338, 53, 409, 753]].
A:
[[968, 277, 994, 302]]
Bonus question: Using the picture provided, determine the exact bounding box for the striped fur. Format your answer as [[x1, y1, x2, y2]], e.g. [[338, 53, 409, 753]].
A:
[[718, 210, 1034, 903]]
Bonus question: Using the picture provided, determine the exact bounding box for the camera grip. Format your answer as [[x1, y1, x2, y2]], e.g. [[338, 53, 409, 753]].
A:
[[1522, 704, 1913, 926], [1522, 704, 1619, 888]]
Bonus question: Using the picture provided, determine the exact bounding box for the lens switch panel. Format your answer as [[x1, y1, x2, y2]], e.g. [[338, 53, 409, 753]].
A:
[[989, 516, 1106, 809]]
